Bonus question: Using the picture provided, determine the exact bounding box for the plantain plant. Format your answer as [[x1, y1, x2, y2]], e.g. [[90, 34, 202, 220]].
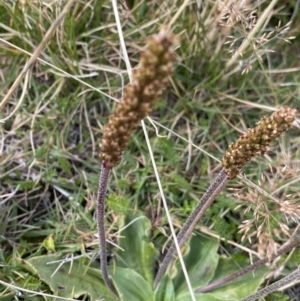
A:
[[93, 27, 299, 300], [96, 27, 178, 296], [1, 1, 299, 301], [2, 21, 298, 301], [21, 209, 300, 301]]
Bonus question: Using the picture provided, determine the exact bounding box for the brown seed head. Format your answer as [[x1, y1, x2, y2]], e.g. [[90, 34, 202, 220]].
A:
[[100, 29, 178, 168], [222, 106, 298, 179]]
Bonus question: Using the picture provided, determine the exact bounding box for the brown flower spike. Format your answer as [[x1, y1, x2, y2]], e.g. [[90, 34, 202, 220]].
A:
[[100, 29, 178, 168], [222, 106, 298, 179]]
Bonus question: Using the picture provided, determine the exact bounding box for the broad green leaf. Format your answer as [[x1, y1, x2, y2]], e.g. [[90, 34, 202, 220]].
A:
[[110, 266, 154, 301], [201, 255, 269, 300], [19, 255, 118, 301], [176, 255, 269, 301], [172, 235, 219, 293], [175, 292, 218, 301], [114, 211, 158, 284], [154, 275, 175, 301]]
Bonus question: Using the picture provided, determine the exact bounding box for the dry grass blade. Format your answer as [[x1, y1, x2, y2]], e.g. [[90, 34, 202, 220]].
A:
[[225, 0, 278, 68], [0, 0, 76, 112]]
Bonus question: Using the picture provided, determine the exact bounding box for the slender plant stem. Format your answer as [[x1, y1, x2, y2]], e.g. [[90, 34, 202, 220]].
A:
[[154, 169, 229, 289], [196, 236, 300, 293], [96, 164, 118, 296], [240, 268, 300, 301]]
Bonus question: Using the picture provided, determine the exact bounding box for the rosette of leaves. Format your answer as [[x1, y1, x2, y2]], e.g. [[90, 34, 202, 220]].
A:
[[20, 210, 269, 301]]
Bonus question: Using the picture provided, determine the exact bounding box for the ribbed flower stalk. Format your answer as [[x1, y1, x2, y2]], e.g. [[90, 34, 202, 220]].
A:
[[154, 107, 298, 289], [96, 28, 178, 296]]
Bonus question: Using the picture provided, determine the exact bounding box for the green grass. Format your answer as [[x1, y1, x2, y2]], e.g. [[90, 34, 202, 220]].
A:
[[1, 0, 300, 300]]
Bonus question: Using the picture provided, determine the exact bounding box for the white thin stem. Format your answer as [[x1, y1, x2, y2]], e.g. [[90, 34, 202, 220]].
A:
[[142, 120, 196, 300]]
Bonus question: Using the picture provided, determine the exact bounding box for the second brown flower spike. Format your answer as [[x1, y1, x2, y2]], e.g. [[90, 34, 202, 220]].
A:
[[222, 106, 298, 179]]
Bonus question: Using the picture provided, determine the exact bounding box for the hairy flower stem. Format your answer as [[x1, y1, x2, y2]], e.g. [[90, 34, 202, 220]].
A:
[[240, 268, 300, 301], [96, 164, 118, 297], [154, 169, 229, 289], [196, 236, 300, 293]]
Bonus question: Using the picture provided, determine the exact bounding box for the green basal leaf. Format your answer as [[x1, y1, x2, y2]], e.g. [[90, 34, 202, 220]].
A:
[[172, 235, 219, 293], [176, 254, 269, 301], [19, 255, 118, 301], [17, 214, 268, 301], [20, 253, 155, 301], [175, 292, 218, 301], [110, 266, 154, 301], [154, 275, 175, 301], [202, 255, 269, 300], [114, 211, 158, 285]]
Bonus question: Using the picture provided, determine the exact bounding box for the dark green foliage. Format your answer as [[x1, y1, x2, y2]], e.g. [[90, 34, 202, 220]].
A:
[[212, 216, 236, 240], [107, 193, 130, 215], [19, 212, 268, 301], [170, 172, 192, 191], [18, 180, 36, 191], [287, 248, 300, 267], [156, 137, 178, 164], [57, 157, 72, 175], [265, 291, 290, 301], [19, 275, 42, 291]]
